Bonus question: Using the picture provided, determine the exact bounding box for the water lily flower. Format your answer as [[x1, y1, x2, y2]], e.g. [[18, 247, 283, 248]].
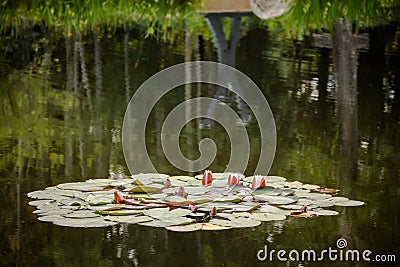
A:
[[252, 175, 266, 190], [228, 173, 241, 186], [202, 170, 213, 186], [114, 190, 125, 204]]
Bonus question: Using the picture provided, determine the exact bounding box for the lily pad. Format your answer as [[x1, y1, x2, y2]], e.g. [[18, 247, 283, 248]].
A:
[[253, 186, 281, 196], [87, 195, 113, 206], [104, 215, 153, 224], [257, 204, 291, 215], [27, 190, 70, 201], [38, 215, 65, 222], [140, 217, 192, 227], [186, 195, 213, 204], [255, 195, 298, 205], [334, 200, 365, 207], [212, 180, 228, 187], [131, 173, 169, 180], [64, 210, 100, 218], [302, 184, 320, 190], [266, 176, 287, 183], [37, 209, 72, 216], [56, 182, 104, 192], [249, 212, 287, 221], [125, 186, 160, 194], [230, 217, 262, 228], [313, 200, 335, 208], [53, 217, 117, 227], [97, 209, 144, 216], [201, 223, 231, 230], [314, 209, 339, 216], [330, 196, 349, 203], [29, 200, 54, 206], [27, 173, 365, 230], [284, 181, 303, 188], [170, 208, 192, 217], [169, 176, 195, 182], [166, 223, 203, 232], [183, 186, 210, 195], [209, 219, 236, 228], [217, 195, 242, 203]]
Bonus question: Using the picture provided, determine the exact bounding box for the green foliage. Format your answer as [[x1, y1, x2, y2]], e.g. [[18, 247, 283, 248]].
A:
[[263, 0, 400, 38], [0, 0, 203, 40]]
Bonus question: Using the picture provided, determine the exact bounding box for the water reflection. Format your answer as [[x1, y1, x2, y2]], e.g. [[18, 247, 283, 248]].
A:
[[0, 16, 399, 267], [201, 14, 252, 127]]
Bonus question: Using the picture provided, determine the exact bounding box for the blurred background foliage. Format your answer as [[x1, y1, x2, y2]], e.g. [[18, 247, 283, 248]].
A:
[[1, 0, 399, 41]]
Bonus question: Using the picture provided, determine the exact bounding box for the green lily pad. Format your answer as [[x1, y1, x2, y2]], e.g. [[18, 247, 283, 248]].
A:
[[166, 223, 203, 232], [230, 217, 262, 228], [87, 195, 113, 206], [56, 182, 104, 192], [86, 204, 129, 211], [59, 198, 84, 206], [253, 186, 281, 196], [170, 208, 192, 217], [255, 195, 298, 205], [64, 210, 100, 218], [334, 200, 365, 207], [38, 215, 65, 222], [216, 213, 237, 219], [257, 204, 291, 215], [169, 176, 195, 182], [131, 173, 169, 181], [183, 186, 210, 195], [277, 204, 304, 210], [284, 181, 303, 188], [212, 180, 228, 187], [97, 209, 143, 216], [27, 190, 70, 201], [125, 186, 160, 194], [53, 217, 117, 227], [302, 184, 320, 190], [217, 195, 242, 203], [330, 197, 349, 203], [249, 212, 287, 221], [104, 215, 153, 224], [314, 209, 339, 216], [139, 217, 192, 228], [37, 209, 72, 216], [29, 200, 54, 206], [209, 219, 236, 228], [186, 195, 213, 204], [201, 223, 231, 231], [164, 195, 188, 203], [313, 200, 335, 208]]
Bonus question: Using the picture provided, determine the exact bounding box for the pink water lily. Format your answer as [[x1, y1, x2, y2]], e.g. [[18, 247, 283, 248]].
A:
[[202, 170, 213, 186], [252, 175, 266, 190], [228, 173, 241, 186]]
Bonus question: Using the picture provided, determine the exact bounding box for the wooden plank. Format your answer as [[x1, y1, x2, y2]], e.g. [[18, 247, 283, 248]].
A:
[[200, 0, 252, 13]]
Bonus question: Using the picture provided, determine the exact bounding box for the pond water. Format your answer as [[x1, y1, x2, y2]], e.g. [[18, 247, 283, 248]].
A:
[[1, 20, 399, 266]]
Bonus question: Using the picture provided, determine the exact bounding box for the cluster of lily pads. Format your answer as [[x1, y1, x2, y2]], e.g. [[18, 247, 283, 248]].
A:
[[27, 172, 365, 232]]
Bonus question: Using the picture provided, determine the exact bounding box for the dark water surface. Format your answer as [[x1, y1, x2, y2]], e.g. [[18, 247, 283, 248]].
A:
[[1, 22, 399, 266]]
